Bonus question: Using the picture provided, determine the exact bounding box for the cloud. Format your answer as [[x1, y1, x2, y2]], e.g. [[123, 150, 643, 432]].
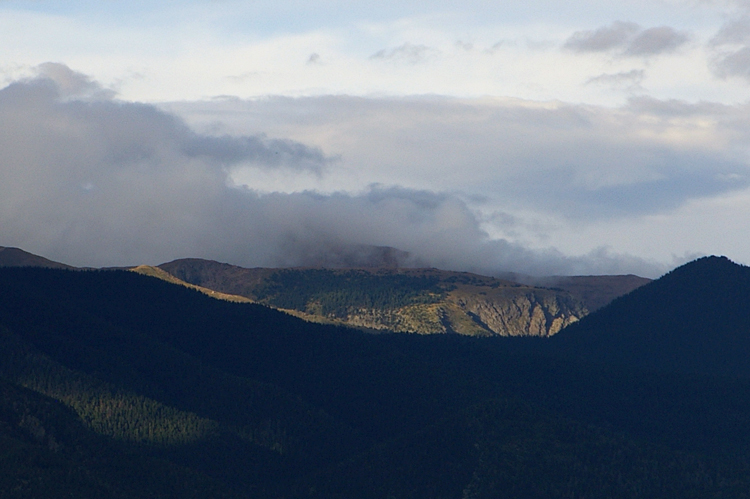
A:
[[369, 43, 440, 64], [624, 95, 729, 116], [34, 62, 117, 101], [712, 46, 750, 78], [623, 27, 690, 56], [0, 65, 676, 277], [168, 94, 750, 253], [245, 186, 668, 277], [586, 69, 645, 91], [709, 18, 750, 80], [9, 68, 331, 173], [484, 41, 509, 54], [709, 17, 750, 46], [181, 134, 330, 173], [564, 21, 640, 53], [564, 21, 689, 57], [307, 53, 322, 65], [0, 66, 336, 265]]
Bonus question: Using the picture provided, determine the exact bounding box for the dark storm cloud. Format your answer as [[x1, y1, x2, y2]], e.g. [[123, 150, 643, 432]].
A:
[[564, 22, 689, 57]]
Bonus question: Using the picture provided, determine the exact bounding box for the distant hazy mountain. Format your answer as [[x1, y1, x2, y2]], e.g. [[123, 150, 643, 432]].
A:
[[287, 243, 413, 268], [0, 246, 73, 269], [552, 255, 750, 377], [158, 258, 587, 337], [530, 274, 651, 312]]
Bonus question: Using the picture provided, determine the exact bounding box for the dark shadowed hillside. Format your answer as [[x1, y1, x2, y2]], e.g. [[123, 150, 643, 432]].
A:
[[0, 246, 73, 269], [536, 274, 651, 312], [551, 255, 750, 377], [3, 264, 750, 497]]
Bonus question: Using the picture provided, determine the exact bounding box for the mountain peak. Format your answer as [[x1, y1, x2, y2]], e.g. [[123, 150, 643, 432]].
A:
[[0, 247, 73, 269], [553, 255, 750, 377], [667, 255, 739, 275]]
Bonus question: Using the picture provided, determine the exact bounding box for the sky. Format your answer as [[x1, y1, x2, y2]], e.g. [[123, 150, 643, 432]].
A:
[[2, 0, 750, 277]]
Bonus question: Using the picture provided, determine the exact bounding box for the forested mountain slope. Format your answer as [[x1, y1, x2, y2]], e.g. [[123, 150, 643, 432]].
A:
[[158, 259, 588, 336], [1, 263, 750, 497], [551, 255, 750, 377]]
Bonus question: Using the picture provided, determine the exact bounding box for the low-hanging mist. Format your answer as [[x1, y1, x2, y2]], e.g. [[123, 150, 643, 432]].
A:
[[0, 65, 690, 277]]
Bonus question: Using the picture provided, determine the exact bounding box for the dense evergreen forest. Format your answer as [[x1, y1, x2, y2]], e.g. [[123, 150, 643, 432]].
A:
[[2, 259, 750, 497], [254, 268, 445, 316]]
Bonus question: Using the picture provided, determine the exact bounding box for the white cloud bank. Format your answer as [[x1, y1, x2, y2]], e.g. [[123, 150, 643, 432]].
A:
[[3, 65, 750, 277], [0, 65, 688, 277], [5, 1, 750, 277], [0, 0, 745, 106]]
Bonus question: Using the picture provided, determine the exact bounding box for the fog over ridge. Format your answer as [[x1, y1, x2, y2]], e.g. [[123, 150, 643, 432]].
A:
[[0, 65, 728, 278]]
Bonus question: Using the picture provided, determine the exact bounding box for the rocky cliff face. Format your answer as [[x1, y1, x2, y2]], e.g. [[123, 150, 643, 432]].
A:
[[448, 288, 583, 336], [337, 287, 585, 337]]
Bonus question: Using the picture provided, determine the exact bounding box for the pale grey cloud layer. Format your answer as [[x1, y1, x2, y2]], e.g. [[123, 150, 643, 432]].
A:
[[714, 47, 750, 78], [36, 62, 117, 101], [624, 26, 690, 56], [709, 17, 750, 80], [709, 17, 750, 46], [369, 43, 440, 64], [586, 69, 645, 91], [165, 91, 750, 274], [188, 94, 750, 219], [6, 2, 750, 277], [564, 21, 641, 52], [3, 1, 748, 106], [564, 21, 690, 57], [0, 67, 673, 277]]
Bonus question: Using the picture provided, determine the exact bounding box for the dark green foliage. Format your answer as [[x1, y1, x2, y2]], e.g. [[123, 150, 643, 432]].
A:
[[0, 268, 361, 495], [3, 262, 750, 497], [0, 378, 239, 499], [458, 399, 750, 499], [303, 398, 750, 499], [254, 269, 443, 316]]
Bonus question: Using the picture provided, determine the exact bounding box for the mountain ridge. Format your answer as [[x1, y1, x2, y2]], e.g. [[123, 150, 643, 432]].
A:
[[158, 258, 589, 337], [551, 255, 750, 377], [2, 263, 750, 497], [0, 246, 74, 269], [0, 247, 649, 336]]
